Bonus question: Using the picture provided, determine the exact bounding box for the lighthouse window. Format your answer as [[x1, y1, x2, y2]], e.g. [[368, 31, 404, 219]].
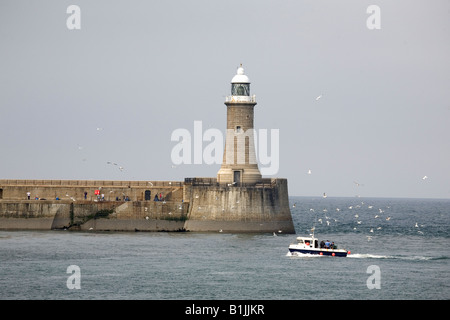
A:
[[235, 126, 241, 133], [231, 83, 250, 96]]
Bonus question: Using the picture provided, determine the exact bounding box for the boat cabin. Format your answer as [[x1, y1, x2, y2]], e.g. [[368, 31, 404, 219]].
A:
[[296, 236, 319, 248]]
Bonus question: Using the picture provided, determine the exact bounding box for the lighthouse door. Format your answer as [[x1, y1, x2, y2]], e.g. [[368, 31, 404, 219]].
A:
[[233, 171, 241, 185], [144, 190, 151, 200]]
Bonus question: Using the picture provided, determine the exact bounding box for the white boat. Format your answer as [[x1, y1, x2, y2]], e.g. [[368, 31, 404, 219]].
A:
[[288, 230, 350, 257]]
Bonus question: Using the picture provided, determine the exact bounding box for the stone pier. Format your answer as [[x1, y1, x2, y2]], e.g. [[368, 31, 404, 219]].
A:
[[0, 178, 295, 233]]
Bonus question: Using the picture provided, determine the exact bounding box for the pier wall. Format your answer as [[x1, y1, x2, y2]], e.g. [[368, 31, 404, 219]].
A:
[[0, 178, 295, 233], [184, 178, 294, 233], [0, 179, 183, 202], [0, 200, 188, 232]]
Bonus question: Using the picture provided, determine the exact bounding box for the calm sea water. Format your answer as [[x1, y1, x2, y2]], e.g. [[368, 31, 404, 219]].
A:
[[0, 196, 449, 300]]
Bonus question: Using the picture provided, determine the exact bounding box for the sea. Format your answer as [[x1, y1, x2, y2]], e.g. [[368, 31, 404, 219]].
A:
[[0, 196, 449, 301]]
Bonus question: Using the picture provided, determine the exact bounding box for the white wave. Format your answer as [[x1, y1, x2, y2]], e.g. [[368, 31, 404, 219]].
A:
[[348, 253, 437, 261], [287, 251, 443, 261], [348, 253, 393, 259], [286, 251, 324, 258]]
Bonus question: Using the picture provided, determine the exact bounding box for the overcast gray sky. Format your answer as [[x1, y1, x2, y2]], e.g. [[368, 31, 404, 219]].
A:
[[1, 0, 449, 199]]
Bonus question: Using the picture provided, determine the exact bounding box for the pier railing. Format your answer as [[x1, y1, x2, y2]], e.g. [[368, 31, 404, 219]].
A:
[[0, 179, 183, 188], [0, 178, 279, 189], [184, 177, 277, 188]]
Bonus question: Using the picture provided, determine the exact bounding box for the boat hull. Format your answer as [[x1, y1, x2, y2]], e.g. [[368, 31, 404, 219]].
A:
[[288, 247, 348, 257]]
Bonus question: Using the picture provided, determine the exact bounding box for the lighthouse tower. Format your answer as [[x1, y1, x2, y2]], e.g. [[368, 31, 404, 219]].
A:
[[217, 65, 262, 185]]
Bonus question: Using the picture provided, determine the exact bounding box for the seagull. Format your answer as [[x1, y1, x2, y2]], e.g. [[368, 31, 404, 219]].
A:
[[219, 229, 223, 233], [273, 232, 277, 236], [323, 193, 327, 198], [107, 161, 124, 171], [307, 169, 312, 175], [370, 228, 374, 233], [415, 222, 419, 228], [292, 203, 296, 208], [422, 176, 428, 180], [386, 217, 391, 221], [315, 94, 323, 101], [374, 215, 379, 219]]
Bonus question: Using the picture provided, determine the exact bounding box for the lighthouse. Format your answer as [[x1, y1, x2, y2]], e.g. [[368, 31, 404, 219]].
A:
[[217, 64, 262, 185]]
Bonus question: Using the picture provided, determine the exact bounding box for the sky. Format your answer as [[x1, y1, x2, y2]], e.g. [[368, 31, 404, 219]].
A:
[[0, 0, 449, 199]]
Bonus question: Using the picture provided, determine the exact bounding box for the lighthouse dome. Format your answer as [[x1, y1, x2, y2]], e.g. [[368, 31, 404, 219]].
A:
[[231, 65, 250, 83]]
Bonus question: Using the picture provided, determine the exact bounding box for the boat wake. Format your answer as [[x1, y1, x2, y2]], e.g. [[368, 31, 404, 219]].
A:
[[286, 251, 324, 258], [347, 253, 448, 261], [286, 252, 448, 261]]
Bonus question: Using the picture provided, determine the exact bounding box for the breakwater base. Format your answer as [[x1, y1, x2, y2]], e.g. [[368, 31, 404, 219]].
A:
[[0, 178, 295, 233]]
